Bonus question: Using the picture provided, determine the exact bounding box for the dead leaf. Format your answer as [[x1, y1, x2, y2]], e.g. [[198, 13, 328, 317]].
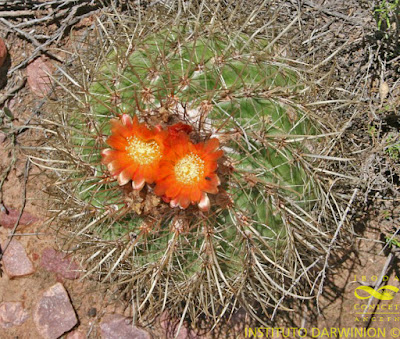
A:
[[26, 56, 53, 97]]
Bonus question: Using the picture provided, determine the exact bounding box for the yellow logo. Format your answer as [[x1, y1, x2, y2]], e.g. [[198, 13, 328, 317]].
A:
[[354, 285, 399, 300]]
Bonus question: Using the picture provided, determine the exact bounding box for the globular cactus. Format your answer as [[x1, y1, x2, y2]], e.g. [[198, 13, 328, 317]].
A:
[[43, 21, 340, 326]]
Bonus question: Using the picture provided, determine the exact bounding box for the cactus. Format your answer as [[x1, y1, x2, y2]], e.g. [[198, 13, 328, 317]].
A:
[[43, 22, 340, 326]]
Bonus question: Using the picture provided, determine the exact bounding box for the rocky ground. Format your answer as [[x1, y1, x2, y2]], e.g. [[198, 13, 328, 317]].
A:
[[0, 0, 399, 338]]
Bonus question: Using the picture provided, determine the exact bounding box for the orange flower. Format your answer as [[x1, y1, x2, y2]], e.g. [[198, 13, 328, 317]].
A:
[[154, 133, 223, 211], [101, 114, 167, 190]]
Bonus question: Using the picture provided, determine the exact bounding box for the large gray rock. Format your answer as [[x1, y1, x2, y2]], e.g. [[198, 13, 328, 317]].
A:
[[33, 283, 78, 339]]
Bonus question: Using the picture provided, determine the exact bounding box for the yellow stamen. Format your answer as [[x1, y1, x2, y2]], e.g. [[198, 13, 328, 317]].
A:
[[126, 136, 161, 165], [174, 153, 205, 185]]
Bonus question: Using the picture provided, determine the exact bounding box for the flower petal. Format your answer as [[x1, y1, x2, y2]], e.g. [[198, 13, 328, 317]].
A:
[[154, 182, 168, 196], [101, 148, 113, 157], [166, 181, 181, 198], [108, 160, 122, 173], [199, 174, 220, 194], [121, 114, 133, 128], [204, 138, 220, 152], [111, 119, 131, 139], [132, 177, 145, 190], [204, 160, 218, 173], [204, 149, 223, 162], [170, 198, 179, 208], [179, 194, 190, 209], [107, 135, 127, 151], [198, 193, 210, 212], [190, 188, 202, 203], [118, 169, 132, 186], [106, 152, 133, 174]]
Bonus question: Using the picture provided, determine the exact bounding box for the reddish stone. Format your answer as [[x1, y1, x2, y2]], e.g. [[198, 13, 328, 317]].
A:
[[100, 314, 151, 339], [0, 302, 29, 329], [40, 248, 80, 280], [0, 38, 7, 67], [2, 239, 35, 278], [26, 56, 53, 97], [0, 209, 39, 229], [34, 283, 78, 339], [66, 330, 86, 339]]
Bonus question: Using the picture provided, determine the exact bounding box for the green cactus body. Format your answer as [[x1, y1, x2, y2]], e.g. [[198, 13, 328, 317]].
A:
[[62, 28, 325, 319]]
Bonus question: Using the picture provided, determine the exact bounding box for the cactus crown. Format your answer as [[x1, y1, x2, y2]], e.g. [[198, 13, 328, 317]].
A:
[[43, 18, 340, 327]]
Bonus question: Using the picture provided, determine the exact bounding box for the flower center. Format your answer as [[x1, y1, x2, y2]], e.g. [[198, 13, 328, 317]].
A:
[[174, 153, 205, 185], [126, 136, 161, 165]]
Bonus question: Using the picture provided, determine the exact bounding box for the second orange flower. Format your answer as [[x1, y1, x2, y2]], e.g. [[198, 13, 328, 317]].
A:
[[154, 130, 223, 212]]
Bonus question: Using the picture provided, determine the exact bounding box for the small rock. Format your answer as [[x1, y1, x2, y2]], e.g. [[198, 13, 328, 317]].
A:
[[40, 248, 80, 280], [0, 209, 39, 229], [0, 38, 7, 68], [66, 330, 86, 339], [2, 239, 35, 278], [34, 283, 78, 339], [100, 314, 151, 339], [26, 56, 53, 97], [0, 302, 29, 329]]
